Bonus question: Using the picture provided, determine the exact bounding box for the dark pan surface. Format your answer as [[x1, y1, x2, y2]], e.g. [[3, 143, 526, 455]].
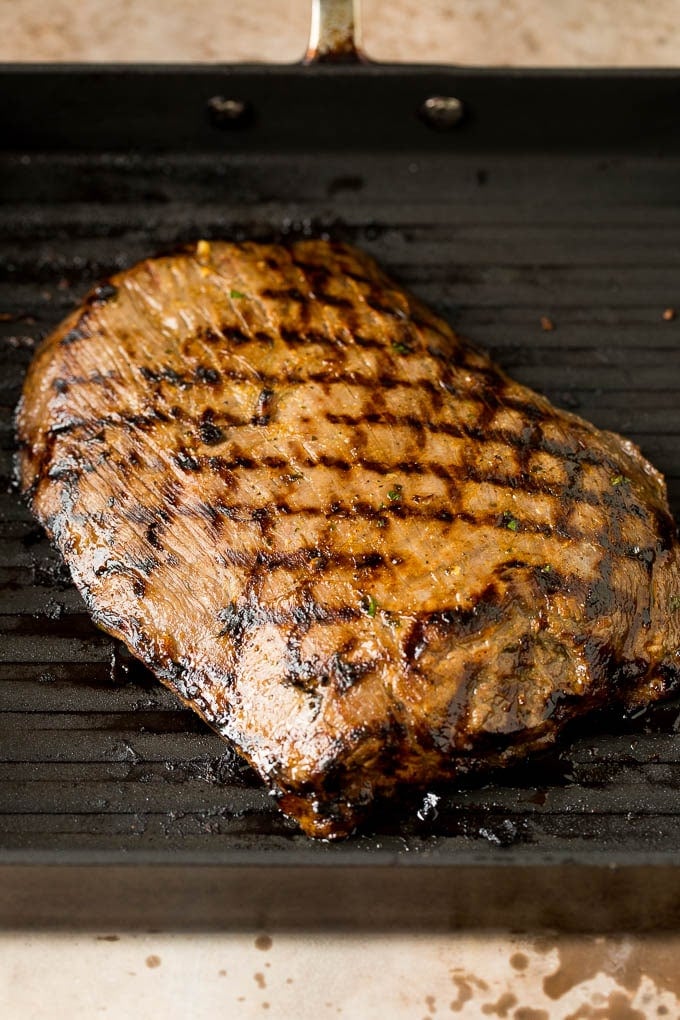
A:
[[2, 69, 680, 919]]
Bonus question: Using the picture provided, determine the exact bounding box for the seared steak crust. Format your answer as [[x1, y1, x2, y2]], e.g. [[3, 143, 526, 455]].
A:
[[16, 240, 680, 837]]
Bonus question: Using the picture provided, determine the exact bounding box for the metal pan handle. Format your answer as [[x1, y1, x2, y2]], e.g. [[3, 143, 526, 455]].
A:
[[304, 0, 365, 64]]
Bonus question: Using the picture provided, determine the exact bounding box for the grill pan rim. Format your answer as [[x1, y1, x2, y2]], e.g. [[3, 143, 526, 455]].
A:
[[3, 61, 680, 927]]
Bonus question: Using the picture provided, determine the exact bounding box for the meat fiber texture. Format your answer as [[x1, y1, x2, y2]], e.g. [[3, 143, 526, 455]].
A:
[[16, 239, 680, 837]]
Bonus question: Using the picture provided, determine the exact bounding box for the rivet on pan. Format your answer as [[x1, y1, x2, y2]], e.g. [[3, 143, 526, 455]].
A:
[[207, 96, 254, 130], [419, 96, 464, 131]]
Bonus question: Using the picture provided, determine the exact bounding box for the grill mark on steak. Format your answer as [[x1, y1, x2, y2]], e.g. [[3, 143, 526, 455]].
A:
[[128, 493, 654, 562], [173, 447, 202, 472], [53, 331, 559, 434], [17, 238, 680, 840], [216, 598, 361, 641], [194, 365, 221, 385], [214, 547, 390, 572], [89, 282, 118, 305], [99, 535, 585, 598], [252, 387, 275, 427], [41, 447, 655, 566], [59, 318, 92, 347], [49, 406, 617, 503], [55, 358, 501, 402], [139, 365, 193, 389], [259, 284, 356, 312], [289, 256, 369, 288], [93, 551, 159, 580], [403, 583, 505, 665], [325, 411, 623, 473]]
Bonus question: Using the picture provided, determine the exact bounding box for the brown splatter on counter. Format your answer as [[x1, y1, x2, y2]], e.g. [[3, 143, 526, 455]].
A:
[[541, 938, 615, 999], [432, 938, 680, 1017], [540, 315, 555, 331], [4, 929, 680, 1016], [450, 975, 473, 1012], [540, 935, 680, 1002], [563, 991, 646, 1020], [481, 992, 517, 1016], [450, 971, 488, 1011], [145, 955, 161, 969], [510, 953, 529, 971], [254, 934, 273, 952]]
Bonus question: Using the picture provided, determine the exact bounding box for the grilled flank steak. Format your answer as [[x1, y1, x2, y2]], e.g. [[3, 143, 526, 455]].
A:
[[16, 239, 680, 838]]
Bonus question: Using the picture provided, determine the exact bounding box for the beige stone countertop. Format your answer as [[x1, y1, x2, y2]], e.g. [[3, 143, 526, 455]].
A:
[[3, 930, 680, 1017], [4, 1, 680, 1017], [2, 0, 680, 66]]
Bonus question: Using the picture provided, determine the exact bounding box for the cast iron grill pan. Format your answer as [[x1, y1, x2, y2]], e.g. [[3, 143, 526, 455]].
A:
[[2, 65, 680, 928]]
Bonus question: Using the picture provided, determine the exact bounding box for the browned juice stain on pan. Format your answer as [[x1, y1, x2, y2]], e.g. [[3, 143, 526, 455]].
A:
[[254, 934, 273, 952], [254, 972, 266, 989], [145, 954, 161, 969]]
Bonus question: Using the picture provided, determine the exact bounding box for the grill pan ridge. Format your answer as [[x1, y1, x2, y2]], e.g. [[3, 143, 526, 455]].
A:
[[2, 57, 680, 929]]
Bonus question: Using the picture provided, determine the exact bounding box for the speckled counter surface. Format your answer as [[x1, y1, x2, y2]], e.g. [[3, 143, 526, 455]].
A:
[[2, 930, 680, 1017], [2, 0, 680, 66], [3, 2, 680, 1017]]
